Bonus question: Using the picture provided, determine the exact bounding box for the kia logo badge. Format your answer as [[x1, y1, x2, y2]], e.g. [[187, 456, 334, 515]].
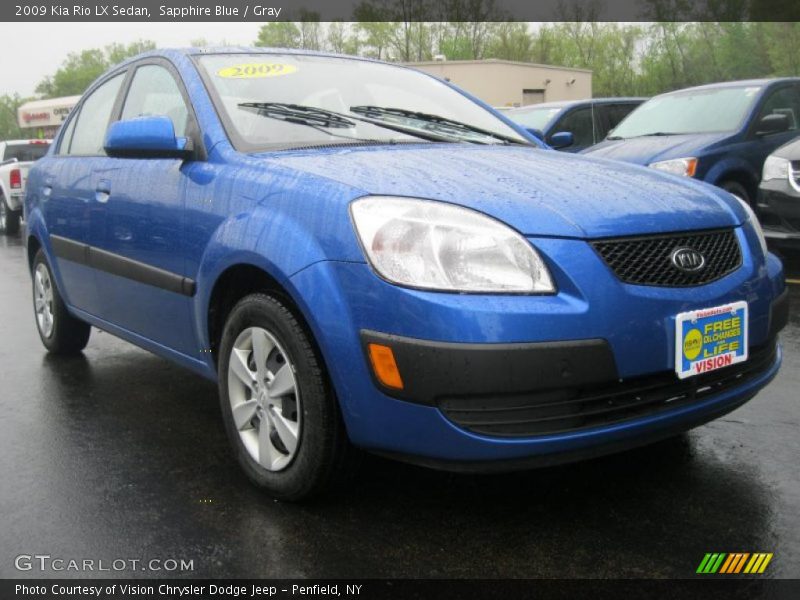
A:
[[671, 247, 706, 273]]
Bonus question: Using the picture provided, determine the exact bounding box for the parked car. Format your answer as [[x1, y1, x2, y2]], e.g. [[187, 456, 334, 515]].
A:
[[758, 137, 800, 247], [506, 98, 645, 152], [26, 49, 787, 500], [0, 139, 51, 235], [583, 79, 800, 204]]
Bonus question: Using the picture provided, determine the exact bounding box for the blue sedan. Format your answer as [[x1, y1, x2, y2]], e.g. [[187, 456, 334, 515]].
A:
[[25, 49, 787, 499]]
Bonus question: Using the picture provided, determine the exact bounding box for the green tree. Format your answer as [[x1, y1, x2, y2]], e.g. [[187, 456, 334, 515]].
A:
[[35, 41, 155, 98], [0, 94, 27, 140], [255, 22, 302, 48]]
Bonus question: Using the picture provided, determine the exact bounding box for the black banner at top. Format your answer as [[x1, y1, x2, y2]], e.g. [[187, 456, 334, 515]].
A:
[[2, 0, 799, 23]]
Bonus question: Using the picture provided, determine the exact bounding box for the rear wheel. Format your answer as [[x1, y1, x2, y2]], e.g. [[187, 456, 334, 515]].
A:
[[32, 250, 91, 354], [218, 293, 353, 501], [720, 181, 751, 205], [0, 195, 21, 235]]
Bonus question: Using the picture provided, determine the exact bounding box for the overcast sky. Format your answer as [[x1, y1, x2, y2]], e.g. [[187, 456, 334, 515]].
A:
[[0, 22, 264, 96]]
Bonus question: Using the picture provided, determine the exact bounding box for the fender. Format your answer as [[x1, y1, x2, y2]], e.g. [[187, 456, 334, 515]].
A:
[[192, 200, 364, 372], [703, 155, 759, 189]]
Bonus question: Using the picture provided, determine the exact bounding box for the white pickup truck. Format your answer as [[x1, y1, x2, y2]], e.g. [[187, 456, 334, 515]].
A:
[[0, 139, 51, 235]]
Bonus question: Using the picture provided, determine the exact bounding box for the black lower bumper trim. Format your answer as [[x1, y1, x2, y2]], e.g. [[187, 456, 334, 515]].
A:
[[371, 388, 759, 474], [360, 330, 618, 406], [769, 287, 789, 340]]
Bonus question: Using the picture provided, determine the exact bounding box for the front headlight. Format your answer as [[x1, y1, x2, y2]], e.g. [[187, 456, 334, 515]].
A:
[[733, 195, 768, 258], [649, 157, 698, 177], [762, 155, 790, 181], [350, 196, 555, 293]]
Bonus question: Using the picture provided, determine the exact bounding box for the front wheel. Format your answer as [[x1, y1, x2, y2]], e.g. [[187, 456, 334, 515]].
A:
[[720, 181, 751, 205], [32, 250, 91, 354], [218, 293, 353, 501], [0, 196, 21, 235]]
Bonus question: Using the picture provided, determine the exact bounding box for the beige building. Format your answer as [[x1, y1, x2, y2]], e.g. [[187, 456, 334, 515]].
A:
[[407, 59, 592, 107]]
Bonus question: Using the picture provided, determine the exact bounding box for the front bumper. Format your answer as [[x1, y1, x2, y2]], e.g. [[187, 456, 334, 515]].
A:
[[289, 229, 787, 467]]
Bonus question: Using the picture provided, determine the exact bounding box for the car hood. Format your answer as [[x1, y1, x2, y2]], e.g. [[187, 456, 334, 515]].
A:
[[582, 132, 732, 165], [261, 144, 744, 238]]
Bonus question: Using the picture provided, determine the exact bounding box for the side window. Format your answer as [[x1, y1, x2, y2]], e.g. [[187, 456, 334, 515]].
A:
[[553, 107, 594, 148], [57, 111, 78, 155], [121, 65, 190, 137], [69, 73, 125, 155], [597, 104, 639, 139], [607, 104, 638, 129], [757, 86, 800, 131]]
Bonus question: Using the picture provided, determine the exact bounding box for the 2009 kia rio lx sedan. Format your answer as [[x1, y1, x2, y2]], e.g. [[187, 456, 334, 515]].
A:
[[25, 49, 788, 500]]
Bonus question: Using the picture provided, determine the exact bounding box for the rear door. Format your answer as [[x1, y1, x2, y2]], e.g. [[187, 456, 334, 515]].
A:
[[41, 72, 126, 315]]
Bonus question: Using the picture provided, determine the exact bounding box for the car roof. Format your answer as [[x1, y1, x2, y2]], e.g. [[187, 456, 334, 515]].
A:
[[658, 77, 800, 97], [124, 46, 392, 67], [509, 98, 646, 112]]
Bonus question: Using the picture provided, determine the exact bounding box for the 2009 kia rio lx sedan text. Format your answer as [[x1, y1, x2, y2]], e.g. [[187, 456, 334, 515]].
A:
[[25, 49, 788, 500]]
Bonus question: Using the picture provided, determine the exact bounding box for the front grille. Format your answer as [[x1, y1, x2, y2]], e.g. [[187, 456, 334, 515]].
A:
[[592, 229, 742, 287], [439, 340, 776, 438]]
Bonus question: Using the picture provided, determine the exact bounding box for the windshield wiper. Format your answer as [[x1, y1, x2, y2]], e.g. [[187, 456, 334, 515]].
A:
[[608, 132, 682, 141], [239, 102, 457, 144], [350, 105, 527, 145], [239, 102, 358, 129]]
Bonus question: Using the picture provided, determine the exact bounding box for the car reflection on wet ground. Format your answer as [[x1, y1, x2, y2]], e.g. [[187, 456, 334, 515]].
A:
[[1, 233, 798, 579]]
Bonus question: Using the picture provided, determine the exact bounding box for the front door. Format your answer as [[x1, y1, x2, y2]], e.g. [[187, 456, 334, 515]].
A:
[[90, 61, 198, 356]]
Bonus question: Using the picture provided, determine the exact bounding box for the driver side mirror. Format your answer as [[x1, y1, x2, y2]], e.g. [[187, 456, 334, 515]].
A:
[[104, 116, 193, 159], [756, 113, 790, 136], [548, 131, 574, 149]]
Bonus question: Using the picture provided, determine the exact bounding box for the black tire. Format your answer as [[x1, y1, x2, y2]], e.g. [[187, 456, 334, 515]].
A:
[[32, 250, 91, 354], [720, 181, 751, 205], [217, 293, 353, 501], [0, 195, 21, 236]]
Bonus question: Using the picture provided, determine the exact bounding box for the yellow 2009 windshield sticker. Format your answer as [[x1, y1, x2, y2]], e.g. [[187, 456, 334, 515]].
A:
[[217, 63, 297, 79]]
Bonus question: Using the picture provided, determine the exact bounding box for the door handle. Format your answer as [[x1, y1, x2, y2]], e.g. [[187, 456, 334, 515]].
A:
[[41, 185, 52, 198], [95, 179, 111, 203]]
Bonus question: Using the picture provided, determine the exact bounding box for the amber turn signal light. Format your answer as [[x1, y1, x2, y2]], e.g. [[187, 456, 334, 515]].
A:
[[367, 343, 404, 390]]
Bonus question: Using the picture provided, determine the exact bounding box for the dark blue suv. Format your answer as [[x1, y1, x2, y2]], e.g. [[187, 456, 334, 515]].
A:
[[584, 79, 800, 204]]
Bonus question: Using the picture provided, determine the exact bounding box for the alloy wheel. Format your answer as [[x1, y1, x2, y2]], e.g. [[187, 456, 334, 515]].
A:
[[34, 263, 55, 338], [227, 326, 301, 472]]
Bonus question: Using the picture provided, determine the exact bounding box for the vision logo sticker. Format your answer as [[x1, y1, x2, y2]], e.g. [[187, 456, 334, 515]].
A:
[[696, 552, 773, 574], [217, 63, 297, 79]]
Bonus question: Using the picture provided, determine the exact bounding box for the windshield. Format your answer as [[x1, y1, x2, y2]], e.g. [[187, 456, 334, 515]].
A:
[[197, 54, 529, 151], [611, 86, 761, 139], [3, 142, 50, 162], [506, 107, 563, 131]]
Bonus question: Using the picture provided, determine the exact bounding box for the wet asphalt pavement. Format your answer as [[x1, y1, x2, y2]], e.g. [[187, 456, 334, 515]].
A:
[[1, 232, 799, 580]]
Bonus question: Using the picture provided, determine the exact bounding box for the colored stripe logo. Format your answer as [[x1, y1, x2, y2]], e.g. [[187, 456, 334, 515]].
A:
[[697, 553, 773, 574]]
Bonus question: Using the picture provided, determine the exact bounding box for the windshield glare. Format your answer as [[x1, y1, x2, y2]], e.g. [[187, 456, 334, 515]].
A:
[[197, 54, 528, 150], [611, 86, 761, 139], [507, 107, 563, 131]]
